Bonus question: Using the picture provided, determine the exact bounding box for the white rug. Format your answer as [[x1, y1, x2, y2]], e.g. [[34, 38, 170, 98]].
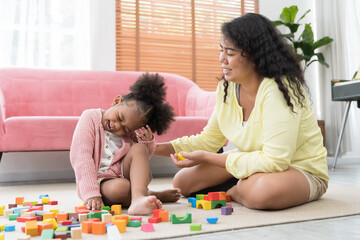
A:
[[0, 179, 360, 239]]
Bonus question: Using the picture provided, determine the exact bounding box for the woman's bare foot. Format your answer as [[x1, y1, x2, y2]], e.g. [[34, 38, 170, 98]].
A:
[[149, 188, 181, 203], [127, 195, 162, 215]]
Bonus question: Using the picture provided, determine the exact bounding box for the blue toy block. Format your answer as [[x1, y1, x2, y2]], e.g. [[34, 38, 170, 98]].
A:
[[187, 197, 199, 208], [206, 216, 218, 224], [10, 206, 30, 217], [5, 224, 15, 232], [39, 194, 49, 199]]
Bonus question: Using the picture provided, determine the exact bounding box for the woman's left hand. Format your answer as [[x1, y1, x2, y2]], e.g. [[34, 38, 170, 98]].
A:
[[170, 150, 207, 168], [136, 125, 154, 142]]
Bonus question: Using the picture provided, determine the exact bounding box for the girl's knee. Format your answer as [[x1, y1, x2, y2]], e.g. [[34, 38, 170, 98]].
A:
[[101, 179, 131, 202]]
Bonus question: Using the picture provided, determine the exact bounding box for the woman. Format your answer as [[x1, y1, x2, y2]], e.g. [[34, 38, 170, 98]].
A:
[[155, 13, 328, 210]]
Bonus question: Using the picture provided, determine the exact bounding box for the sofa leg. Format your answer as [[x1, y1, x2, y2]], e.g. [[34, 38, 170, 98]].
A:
[[0, 152, 2, 162]]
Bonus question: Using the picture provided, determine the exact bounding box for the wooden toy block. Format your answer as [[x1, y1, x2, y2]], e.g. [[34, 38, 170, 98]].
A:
[[68, 213, 79, 221], [76, 209, 89, 214], [11, 206, 30, 217], [4, 224, 15, 232], [190, 223, 202, 231], [159, 210, 169, 222], [4, 209, 13, 218], [71, 227, 82, 239], [23, 202, 33, 208], [55, 226, 69, 232], [17, 235, 31, 240], [59, 220, 72, 225], [21, 225, 25, 233], [39, 194, 49, 199], [8, 203, 17, 209], [43, 212, 56, 220], [127, 220, 141, 227], [17, 216, 37, 222], [20, 209, 29, 216], [75, 205, 87, 213], [211, 200, 227, 209], [43, 218, 58, 229], [0, 224, 5, 231], [87, 218, 101, 222], [41, 197, 50, 204], [41, 229, 54, 239], [188, 197, 199, 208], [195, 194, 206, 200], [16, 197, 25, 205], [196, 200, 212, 210], [25, 220, 38, 237], [208, 192, 220, 201], [107, 225, 122, 240], [177, 153, 186, 160], [0, 205, 4, 216], [111, 204, 122, 215], [101, 213, 112, 222], [152, 209, 164, 217], [218, 192, 227, 201], [206, 216, 218, 224], [171, 213, 192, 224], [35, 203, 44, 206], [35, 215, 43, 221], [56, 212, 69, 222], [141, 223, 155, 232], [9, 213, 18, 220], [113, 220, 127, 233], [50, 208, 59, 216], [87, 210, 108, 220], [221, 206, 232, 215], [0, 233, 4, 240], [78, 213, 87, 223], [81, 221, 92, 233], [225, 194, 231, 202], [54, 232, 67, 239], [27, 212, 36, 218], [101, 206, 111, 211], [49, 201, 58, 205], [112, 215, 129, 224], [92, 222, 106, 235], [37, 223, 53, 235], [28, 206, 43, 212], [148, 216, 161, 223]]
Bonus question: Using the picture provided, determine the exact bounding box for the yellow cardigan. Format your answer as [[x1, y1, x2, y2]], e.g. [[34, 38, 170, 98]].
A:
[[171, 78, 329, 181]]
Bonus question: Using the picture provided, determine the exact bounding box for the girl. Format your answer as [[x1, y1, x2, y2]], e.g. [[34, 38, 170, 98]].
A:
[[70, 73, 181, 215]]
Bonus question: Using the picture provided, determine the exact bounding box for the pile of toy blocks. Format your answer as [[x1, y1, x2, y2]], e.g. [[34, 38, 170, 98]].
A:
[[188, 191, 233, 215]]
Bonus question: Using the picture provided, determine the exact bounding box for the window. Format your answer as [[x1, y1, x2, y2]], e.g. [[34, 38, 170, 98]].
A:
[[115, 0, 258, 90]]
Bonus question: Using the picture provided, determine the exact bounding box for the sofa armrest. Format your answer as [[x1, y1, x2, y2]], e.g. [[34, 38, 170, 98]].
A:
[[0, 88, 5, 135], [185, 85, 216, 118]]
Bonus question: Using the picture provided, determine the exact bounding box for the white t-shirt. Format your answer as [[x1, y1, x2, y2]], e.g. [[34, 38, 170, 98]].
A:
[[98, 131, 123, 175]]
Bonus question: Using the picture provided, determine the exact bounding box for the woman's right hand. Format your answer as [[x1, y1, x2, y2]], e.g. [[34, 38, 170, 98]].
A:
[[170, 151, 205, 168], [84, 196, 104, 210]]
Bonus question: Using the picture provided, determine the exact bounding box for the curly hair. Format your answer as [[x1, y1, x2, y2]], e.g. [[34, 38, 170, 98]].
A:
[[122, 73, 175, 135], [221, 13, 307, 112]]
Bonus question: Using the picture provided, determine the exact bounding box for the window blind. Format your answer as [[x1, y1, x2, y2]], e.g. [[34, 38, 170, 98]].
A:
[[116, 0, 259, 91]]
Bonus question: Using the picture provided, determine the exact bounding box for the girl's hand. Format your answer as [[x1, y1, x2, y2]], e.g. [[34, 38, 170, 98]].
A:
[[84, 197, 104, 210], [170, 150, 207, 168], [136, 125, 154, 142]]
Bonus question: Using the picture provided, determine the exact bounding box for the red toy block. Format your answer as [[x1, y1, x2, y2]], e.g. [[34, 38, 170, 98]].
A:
[[208, 192, 219, 201], [81, 221, 92, 233], [59, 220, 72, 225], [148, 216, 161, 223], [28, 206, 43, 212], [17, 217, 37, 222], [87, 218, 101, 222], [203, 195, 209, 201], [141, 223, 155, 232], [49, 201, 58, 205], [54, 232, 67, 239], [225, 194, 231, 202], [153, 209, 164, 217], [92, 222, 106, 235], [76, 209, 89, 214]]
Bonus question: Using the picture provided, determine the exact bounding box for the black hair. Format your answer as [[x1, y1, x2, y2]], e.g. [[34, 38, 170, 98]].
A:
[[221, 13, 307, 112], [122, 73, 175, 135]]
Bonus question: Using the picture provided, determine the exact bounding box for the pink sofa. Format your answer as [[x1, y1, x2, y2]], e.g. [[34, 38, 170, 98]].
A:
[[0, 68, 216, 161]]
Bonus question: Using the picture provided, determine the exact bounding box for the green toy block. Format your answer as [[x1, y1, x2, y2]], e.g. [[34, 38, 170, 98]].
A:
[[41, 229, 55, 239], [87, 210, 108, 220], [195, 194, 206, 200], [190, 223, 202, 231], [9, 214, 18, 221], [101, 206, 111, 211], [127, 220, 142, 227], [55, 226, 69, 232], [211, 200, 227, 209], [22, 201, 38, 206], [171, 213, 192, 224]]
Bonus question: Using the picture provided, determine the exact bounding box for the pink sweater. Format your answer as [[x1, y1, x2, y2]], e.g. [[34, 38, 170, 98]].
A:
[[70, 109, 156, 201]]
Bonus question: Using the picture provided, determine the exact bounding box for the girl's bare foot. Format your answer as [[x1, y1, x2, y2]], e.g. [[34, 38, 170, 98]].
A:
[[127, 195, 162, 215], [149, 188, 181, 203]]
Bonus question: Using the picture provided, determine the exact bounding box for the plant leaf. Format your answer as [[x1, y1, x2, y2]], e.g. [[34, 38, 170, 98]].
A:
[[281, 5, 298, 23], [297, 9, 311, 23], [313, 37, 334, 49], [301, 24, 314, 44], [284, 22, 300, 33], [298, 42, 314, 61], [273, 20, 285, 26], [315, 53, 330, 67]]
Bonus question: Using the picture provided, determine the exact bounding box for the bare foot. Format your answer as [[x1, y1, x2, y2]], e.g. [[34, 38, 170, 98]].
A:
[[127, 195, 162, 215], [149, 188, 181, 203]]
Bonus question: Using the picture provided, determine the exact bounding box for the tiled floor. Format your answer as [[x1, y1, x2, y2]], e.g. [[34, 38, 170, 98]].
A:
[[168, 163, 360, 240]]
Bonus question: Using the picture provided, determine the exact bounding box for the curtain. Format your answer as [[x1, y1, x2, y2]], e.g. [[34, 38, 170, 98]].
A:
[[315, 0, 360, 157], [0, 0, 91, 69]]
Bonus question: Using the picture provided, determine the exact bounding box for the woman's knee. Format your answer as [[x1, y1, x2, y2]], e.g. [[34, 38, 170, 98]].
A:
[[172, 170, 195, 197]]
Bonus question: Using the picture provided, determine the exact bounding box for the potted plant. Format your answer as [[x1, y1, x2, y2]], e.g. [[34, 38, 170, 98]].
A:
[[273, 5, 334, 145]]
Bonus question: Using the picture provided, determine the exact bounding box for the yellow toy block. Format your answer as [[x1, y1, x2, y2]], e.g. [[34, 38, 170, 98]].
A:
[[177, 153, 186, 161], [0, 206, 4, 216], [196, 200, 212, 210], [42, 197, 50, 204], [43, 218, 58, 229], [0, 233, 4, 240], [25, 220, 38, 237], [43, 212, 56, 220], [49, 208, 59, 216], [0, 224, 5, 231], [113, 220, 127, 233], [111, 204, 122, 215]]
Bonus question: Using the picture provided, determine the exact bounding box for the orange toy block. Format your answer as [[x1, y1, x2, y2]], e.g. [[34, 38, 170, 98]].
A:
[[81, 221, 93, 233], [43, 212, 56, 220], [75, 205, 87, 212], [43, 218, 58, 229], [112, 215, 129, 224], [38, 223, 53, 235], [148, 216, 161, 223], [56, 212, 68, 222], [113, 220, 127, 233], [92, 222, 106, 235], [159, 210, 169, 222], [25, 220, 38, 237], [16, 197, 25, 205], [49, 208, 59, 216], [111, 204, 122, 215], [218, 192, 226, 201], [225, 194, 231, 202], [153, 209, 164, 217], [71, 227, 82, 239]]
